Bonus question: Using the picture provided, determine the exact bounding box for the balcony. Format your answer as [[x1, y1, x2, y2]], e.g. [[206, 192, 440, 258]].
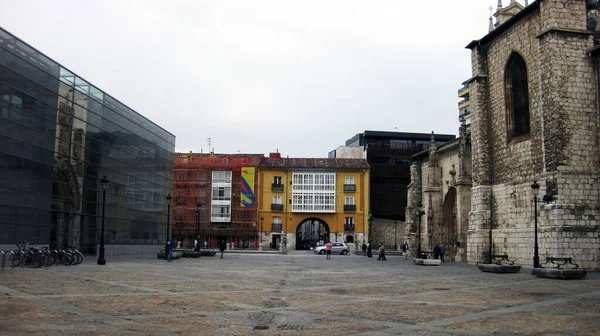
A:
[[271, 203, 283, 211], [457, 86, 470, 97], [271, 183, 284, 192], [344, 204, 356, 212], [344, 223, 355, 231], [271, 223, 282, 231], [343, 184, 356, 192], [458, 97, 470, 107]]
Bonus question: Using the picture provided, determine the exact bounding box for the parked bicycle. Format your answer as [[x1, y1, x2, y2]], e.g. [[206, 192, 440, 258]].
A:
[[9, 241, 43, 268]]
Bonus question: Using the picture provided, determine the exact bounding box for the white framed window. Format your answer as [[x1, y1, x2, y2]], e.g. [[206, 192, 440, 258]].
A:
[[345, 217, 354, 225], [273, 195, 282, 204], [273, 176, 282, 184], [345, 196, 354, 205], [292, 172, 335, 212], [211, 170, 232, 222], [345, 176, 354, 184]]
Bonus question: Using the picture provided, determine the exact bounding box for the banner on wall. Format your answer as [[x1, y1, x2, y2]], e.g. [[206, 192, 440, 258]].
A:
[[240, 167, 255, 207]]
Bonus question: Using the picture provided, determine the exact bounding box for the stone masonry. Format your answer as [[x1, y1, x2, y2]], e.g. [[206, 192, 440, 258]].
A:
[[467, 0, 600, 270]]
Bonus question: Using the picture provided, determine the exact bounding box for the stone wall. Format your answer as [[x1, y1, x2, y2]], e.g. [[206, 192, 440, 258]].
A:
[[468, 0, 600, 270]]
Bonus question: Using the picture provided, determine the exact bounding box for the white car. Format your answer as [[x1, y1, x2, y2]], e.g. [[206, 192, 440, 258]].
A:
[[313, 242, 349, 255]]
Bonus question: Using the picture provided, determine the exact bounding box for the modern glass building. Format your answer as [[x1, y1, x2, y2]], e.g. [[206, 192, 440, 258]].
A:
[[0, 27, 175, 255]]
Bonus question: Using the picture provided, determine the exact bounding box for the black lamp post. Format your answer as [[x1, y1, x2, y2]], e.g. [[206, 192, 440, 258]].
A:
[[368, 212, 372, 245], [417, 207, 425, 258], [97, 176, 108, 265], [259, 217, 264, 249], [394, 221, 397, 250], [195, 202, 202, 251], [531, 180, 540, 268], [165, 193, 172, 259]]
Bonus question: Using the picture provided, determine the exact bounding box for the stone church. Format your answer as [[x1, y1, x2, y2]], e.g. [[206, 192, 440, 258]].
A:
[[406, 0, 600, 270]]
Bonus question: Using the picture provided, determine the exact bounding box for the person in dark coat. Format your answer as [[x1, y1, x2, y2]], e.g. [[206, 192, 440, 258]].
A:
[[433, 244, 440, 259], [362, 242, 367, 256], [219, 241, 226, 259], [166, 239, 173, 262], [439, 242, 446, 262], [366, 241, 373, 258], [402, 241, 409, 260]]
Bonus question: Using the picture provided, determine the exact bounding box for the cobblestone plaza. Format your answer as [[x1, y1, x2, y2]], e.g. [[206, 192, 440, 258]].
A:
[[1, 252, 599, 335]]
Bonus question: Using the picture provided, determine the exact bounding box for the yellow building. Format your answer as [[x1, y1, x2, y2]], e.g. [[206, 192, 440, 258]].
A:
[[458, 82, 471, 133], [258, 154, 370, 252]]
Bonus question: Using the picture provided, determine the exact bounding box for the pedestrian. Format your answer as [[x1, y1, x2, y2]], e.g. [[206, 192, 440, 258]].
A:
[[219, 241, 226, 259], [402, 241, 409, 260], [377, 243, 386, 261], [439, 242, 445, 262], [166, 239, 173, 262], [433, 244, 440, 259], [367, 241, 373, 258], [362, 242, 367, 256], [194, 239, 199, 252], [325, 241, 332, 259]]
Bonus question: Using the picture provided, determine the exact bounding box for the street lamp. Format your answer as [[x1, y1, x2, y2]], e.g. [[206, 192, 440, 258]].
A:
[[195, 202, 202, 251], [394, 221, 397, 250], [259, 217, 264, 250], [417, 207, 425, 258], [165, 193, 172, 259], [531, 180, 540, 268], [368, 212, 372, 245], [97, 176, 108, 265]]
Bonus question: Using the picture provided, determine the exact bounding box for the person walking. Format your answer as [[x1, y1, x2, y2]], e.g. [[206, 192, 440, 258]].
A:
[[402, 241, 409, 260], [325, 241, 332, 260], [362, 242, 367, 256], [166, 239, 173, 262], [433, 244, 440, 259], [439, 242, 445, 262], [377, 243, 386, 261], [219, 241, 226, 259], [366, 241, 373, 258]]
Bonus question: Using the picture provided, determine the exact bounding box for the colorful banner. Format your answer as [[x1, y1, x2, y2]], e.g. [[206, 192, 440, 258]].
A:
[[240, 167, 255, 207]]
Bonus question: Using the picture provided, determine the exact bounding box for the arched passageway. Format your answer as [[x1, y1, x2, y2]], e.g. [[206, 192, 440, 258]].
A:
[[295, 218, 329, 250]]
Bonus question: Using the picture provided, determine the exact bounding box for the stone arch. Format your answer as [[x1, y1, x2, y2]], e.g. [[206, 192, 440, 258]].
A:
[[505, 51, 531, 141], [440, 187, 457, 260], [295, 218, 330, 250]]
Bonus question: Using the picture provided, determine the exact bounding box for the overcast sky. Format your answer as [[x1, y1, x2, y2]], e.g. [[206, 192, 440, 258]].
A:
[[1, 0, 508, 157]]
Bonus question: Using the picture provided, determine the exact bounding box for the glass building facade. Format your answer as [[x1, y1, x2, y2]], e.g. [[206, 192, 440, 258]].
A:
[[0, 27, 175, 254]]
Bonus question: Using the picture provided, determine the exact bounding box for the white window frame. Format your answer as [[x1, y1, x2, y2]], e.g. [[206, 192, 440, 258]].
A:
[[272, 195, 282, 204], [211, 170, 232, 222], [292, 172, 335, 212], [345, 176, 354, 184], [345, 196, 355, 205]]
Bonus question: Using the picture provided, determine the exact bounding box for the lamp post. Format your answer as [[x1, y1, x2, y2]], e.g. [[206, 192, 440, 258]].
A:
[[368, 212, 372, 245], [531, 180, 540, 268], [165, 194, 172, 259], [195, 202, 202, 251], [394, 221, 397, 250], [417, 207, 425, 258], [259, 217, 264, 250], [97, 176, 108, 265]]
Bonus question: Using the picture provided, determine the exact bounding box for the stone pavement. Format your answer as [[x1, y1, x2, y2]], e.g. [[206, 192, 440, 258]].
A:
[[1, 251, 599, 336]]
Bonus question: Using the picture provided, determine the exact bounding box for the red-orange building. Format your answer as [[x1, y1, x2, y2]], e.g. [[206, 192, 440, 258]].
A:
[[173, 152, 264, 249]]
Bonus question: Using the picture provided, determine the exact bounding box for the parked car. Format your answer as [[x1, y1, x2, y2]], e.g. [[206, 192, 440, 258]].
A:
[[313, 242, 349, 255]]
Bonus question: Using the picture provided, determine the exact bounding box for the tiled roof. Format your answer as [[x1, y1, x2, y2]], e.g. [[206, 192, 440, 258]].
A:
[[260, 158, 369, 170], [175, 153, 266, 160]]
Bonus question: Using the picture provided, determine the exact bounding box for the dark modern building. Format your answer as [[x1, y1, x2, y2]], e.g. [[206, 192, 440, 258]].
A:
[[329, 131, 455, 221], [0, 27, 175, 255]]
